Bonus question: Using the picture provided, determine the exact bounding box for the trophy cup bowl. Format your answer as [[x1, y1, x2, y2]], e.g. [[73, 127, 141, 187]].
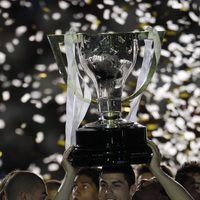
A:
[[48, 29, 165, 166]]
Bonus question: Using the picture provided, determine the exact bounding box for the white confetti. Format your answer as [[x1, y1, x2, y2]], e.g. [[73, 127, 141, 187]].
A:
[[0, 52, 6, 64], [2, 91, 10, 101], [33, 114, 46, 124], [0, 119, 5, 129], [15, 26, 27, 37], [0, 0, 11, 9]]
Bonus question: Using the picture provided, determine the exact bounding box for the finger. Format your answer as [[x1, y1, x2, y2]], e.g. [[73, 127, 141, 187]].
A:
[[63, 145, 74, 160], [147, 140, 162, 160]]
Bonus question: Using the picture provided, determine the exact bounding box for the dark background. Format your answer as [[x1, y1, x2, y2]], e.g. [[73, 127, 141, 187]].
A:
[[0, 0, 200, 180]]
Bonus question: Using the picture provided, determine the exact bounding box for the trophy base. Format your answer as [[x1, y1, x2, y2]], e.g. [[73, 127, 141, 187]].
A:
[[68, 123, 152, 166]]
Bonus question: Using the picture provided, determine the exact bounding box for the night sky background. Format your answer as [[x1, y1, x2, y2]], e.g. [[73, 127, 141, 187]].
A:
[[0, 0, 200, 180]]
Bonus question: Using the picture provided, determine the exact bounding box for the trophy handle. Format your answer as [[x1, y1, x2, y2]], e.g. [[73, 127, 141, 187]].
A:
[[122, 30, 165, 103], [47, 34, 67, 84]]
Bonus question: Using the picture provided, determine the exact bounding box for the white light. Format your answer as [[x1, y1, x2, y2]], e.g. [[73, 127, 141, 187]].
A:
[[33, 114, 46, 124], [0, 160, 3, 167], [175, 117, 185, 129], [103, 9, 110, 20], [6, 42, 15, 53], [189, 11, 199, 22], [2, 13, 9, 19], [24, 75, 32, 83], [31, 91, 42, 99], [35, 64, 46, 71], [175, 142, 187, 151], [161, 49, 171, 57], [35, 31, 44, 42], [59, 114, 66, 123], [0, 119, 5, 129], [58, 1, 69, 9], [35, 132, 44, 143], [43, 153, 62, 163], [48, 163, 59, 171], [85, 14, 97, 22], [184, 131, 195, 141], [0, 0, 11, 8], [179, 33, 195, 44], [55, 93, 66, 105], [91, 23, 99, 30], [103, 0, 114, 5], [15, 128, 24, 135], [12, 79, 22, 87], [167, 21, 179, 31], [21, 93, 31, 103], [0, 52, 6, 64], [12, 38, 19, 45], [42, 96, 52, 104], [15, 26, 27, 37], [21, 123, 27, 129], [29, 35, 35, 41], [177, 70, 191, 82], [32, 81, 40, 89], [5, 19, 14, 26], [136, 8, 144, 17], [176, 153, 188, 165], [2, 91, 10, 101], [52, 12, 61, 20], [28, 164, 41, 174], [191, 116, 200, 123], [97, 4, 104, 9], [152, 128, 163, 137]]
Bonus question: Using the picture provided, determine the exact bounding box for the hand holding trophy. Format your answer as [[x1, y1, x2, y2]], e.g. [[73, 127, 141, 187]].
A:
[[48, 27, 165, 166]]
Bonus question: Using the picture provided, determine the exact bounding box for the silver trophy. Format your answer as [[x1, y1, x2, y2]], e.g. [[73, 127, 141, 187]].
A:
[[48, 28, 164, 166]]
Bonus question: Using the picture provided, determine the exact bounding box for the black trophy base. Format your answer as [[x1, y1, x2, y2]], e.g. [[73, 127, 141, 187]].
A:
[[68, 123, 152, 166]]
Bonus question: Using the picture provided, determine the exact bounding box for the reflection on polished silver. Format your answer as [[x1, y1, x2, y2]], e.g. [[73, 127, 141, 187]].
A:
[[76, 33, 139, 128], [48, 29, 165, 166]]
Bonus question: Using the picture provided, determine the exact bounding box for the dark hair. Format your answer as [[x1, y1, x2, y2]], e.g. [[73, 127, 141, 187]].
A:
[[136, 163, 173, 178], [2, 170, 45, 200], [77, 167, 100, 189], [175, 161, 200, 185], [101, 165, 135, 187], [132, 178, 168, 200]]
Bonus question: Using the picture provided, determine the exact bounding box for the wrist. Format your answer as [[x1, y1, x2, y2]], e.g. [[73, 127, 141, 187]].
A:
[[150, 165, 163, 176]]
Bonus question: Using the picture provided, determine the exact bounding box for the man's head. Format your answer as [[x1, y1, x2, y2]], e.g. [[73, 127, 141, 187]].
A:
[[99, 165, 136, 200], [135, 164, 173, 185], [175, 161, 200, 199], [1, 170, 47, 200], [45, 180, 61, 200], [132, 178, 169, 200], [72, 167, 99, 200]]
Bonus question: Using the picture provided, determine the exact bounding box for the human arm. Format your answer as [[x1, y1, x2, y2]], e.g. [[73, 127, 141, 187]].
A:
[[53, 146, 77, 200], [147, 140, 194, 200]]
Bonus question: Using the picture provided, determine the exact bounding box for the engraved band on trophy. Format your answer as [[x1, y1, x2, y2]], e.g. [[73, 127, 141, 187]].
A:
[[48, 28, 165, 166]]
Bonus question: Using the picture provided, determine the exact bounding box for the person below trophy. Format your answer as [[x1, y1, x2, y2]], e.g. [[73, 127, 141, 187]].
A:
[[52, 140, 194, 200]]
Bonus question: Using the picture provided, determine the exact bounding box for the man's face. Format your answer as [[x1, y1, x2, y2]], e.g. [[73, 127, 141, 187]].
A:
[[99, 173, 135, 200], [183, 173, 200, 200], [72, 175, 98, 200]]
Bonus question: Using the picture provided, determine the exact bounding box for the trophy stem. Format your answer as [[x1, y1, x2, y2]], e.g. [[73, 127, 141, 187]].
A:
[[98, 98, 122, 128]]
